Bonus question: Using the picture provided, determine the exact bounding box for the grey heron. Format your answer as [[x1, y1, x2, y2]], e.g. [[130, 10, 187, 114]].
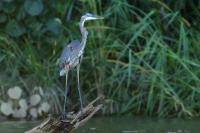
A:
[[59, 13, 103, 116]]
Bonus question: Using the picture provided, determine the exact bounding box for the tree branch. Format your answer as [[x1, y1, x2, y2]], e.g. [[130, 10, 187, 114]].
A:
[[25, 96, 104, 133]]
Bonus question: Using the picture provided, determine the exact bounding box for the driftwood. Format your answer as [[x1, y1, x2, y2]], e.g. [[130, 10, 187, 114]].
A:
[[25, 96, 104, 133]]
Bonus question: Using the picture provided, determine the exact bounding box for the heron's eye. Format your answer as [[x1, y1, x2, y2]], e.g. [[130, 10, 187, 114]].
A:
[[85, 13, 93, 17]]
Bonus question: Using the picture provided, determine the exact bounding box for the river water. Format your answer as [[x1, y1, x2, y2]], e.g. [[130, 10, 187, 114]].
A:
[[0, 117, 199, 133]]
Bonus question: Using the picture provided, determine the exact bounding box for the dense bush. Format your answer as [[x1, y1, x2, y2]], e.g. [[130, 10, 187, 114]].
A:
[[0, 0, 200, 117]]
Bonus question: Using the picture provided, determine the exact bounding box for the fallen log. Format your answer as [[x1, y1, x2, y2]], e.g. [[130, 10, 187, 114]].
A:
[[25, 96, 104, 133]]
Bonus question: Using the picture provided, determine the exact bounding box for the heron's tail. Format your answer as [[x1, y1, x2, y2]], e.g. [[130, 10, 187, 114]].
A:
[[59, 69, 66, 76]]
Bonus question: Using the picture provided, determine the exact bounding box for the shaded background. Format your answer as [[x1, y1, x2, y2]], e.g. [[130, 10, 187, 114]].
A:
[[0, 0, 200, 117]]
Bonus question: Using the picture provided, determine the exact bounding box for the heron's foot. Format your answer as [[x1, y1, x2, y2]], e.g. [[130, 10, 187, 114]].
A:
[[60, 112, 68, 120], [80, 107, 84, 115]]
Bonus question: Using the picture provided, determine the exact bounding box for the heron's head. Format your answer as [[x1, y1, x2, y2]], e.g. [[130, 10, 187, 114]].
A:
[[81, 13, 104, 22]]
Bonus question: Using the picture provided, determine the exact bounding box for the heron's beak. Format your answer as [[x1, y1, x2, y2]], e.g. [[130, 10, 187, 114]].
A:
[[95, 15, 104, 19], [85, 15, 104, 21], [89, 15, 104, 20]]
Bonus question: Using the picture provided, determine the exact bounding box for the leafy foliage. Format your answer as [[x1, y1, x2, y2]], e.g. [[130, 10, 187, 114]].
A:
[[0, 0, 200, 117], [24, 0, 43, 16]]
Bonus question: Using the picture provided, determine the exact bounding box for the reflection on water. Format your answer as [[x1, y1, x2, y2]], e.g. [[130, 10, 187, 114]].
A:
[[75, 117, 200, 133], [0, 117, 200, 133], [0, 120, 39, 133]]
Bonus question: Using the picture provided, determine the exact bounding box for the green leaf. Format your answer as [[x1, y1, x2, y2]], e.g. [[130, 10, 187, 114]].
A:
[[0, 55, 6, 63], [26, 18, 43, 37], [2, 2, 16, 13], [24, 0, 43, 16], [3, 0, 14, 2], [46, 18, 62, 34], [0, 13, 7, 23], [6, 20, 26, 37], [0, 2, 2, 11], [49, 0, 56, 8], [16, 6, 27, 21]]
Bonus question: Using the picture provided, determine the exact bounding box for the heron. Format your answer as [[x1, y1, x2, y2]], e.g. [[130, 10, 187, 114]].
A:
[[59, 13, 104, 116]]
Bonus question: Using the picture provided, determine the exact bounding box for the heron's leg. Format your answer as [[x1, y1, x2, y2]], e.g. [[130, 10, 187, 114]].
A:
[[77, 64, 83, 112], [63, 65, 69, 115]]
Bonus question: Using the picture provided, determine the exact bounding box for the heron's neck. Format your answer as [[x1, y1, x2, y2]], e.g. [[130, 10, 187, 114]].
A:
[[79, 19, 88, 51]]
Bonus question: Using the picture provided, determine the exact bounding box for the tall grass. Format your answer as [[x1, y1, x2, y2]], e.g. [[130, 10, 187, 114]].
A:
[[0, 0, 200, 117]]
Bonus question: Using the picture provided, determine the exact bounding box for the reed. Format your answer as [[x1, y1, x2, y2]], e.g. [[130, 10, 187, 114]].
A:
[[0, 0, 200, 117]]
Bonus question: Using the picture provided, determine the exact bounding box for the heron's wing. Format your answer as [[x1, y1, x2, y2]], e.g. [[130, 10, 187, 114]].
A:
[[59, 40, 82, 68]]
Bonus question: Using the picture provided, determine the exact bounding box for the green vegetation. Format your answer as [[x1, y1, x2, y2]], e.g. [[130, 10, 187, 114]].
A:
[[0, 0, 200, 117]]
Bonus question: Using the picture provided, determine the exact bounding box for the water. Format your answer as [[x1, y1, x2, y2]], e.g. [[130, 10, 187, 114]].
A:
[[0, 117, 199, 133]]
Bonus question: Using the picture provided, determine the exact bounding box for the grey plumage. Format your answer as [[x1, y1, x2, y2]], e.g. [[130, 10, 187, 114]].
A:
[[59, 40, 82, 76], [59, 13, 103, 75], [59, 13, 103, 116]]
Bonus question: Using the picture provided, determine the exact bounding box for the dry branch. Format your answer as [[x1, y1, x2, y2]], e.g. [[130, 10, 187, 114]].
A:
[[25, 96, 104, 133]]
